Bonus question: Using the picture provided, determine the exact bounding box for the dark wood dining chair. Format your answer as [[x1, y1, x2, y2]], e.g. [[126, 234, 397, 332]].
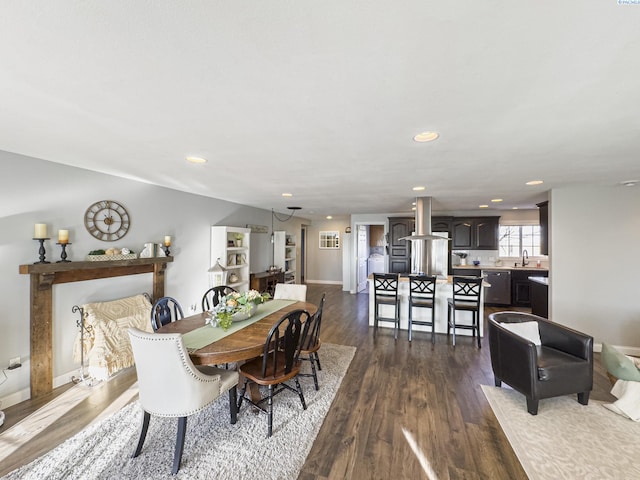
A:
[[201, 285, 237, 311], [447, 276, 483, 347], [237, 308, 310, 437], [373, 273, 400, 339], [408, 275, 437, 343], [150, 296, 184, 331], [299, 293, 325, 390]]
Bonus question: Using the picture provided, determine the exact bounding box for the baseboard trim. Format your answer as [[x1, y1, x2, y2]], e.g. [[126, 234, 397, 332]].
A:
[[594, 343, 640, 356], [0, 369, 79, 409], [305, 280, 343, 285]]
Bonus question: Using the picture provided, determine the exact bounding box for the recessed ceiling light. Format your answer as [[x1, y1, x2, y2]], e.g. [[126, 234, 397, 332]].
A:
[[185, 156, 207, 164], [412, 186, 426, 191], [620, 180, 638, 187], [526, 180, 544, 186], [326, 215, 333, 220], [479, 205, 489, 208], [282, 193, 293, 197], [413, 131, 439, 142], [491, 199, 503, 203], [512, 207, 519, 210]]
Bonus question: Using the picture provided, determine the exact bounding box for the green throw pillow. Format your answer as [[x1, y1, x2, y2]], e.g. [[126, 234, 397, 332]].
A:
[[602, 343, 640, 382]]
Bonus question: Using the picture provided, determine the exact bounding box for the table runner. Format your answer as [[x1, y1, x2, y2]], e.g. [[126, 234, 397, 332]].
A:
[[182, 299, 297, 351]]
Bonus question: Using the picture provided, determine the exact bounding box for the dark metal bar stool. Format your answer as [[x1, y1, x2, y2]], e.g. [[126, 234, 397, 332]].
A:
[[373, 273, 400, 339], [408, 275, 437, 343], [447, 276, 483, 347]]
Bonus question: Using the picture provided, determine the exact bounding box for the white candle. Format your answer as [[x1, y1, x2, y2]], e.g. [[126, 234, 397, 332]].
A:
[[34, 223, 47, 239], [164, 235, 171, 246], [58, 229, 69, 244]]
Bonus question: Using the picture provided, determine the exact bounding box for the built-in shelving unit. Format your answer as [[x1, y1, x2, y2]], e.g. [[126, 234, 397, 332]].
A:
[[210, 226, 250, 292], [273, 231, 297, 284]]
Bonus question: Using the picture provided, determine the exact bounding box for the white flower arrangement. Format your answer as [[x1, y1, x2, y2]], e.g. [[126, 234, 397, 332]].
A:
[[206, 290, 270, 330]]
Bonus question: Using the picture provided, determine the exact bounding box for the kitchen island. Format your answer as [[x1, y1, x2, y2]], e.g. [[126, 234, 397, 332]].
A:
[[529, 276, 549, 318], [368, 275, 489, 339]]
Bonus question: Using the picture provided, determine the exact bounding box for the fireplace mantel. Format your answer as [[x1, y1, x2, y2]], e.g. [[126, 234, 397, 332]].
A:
[[19, 257, 173, 398]]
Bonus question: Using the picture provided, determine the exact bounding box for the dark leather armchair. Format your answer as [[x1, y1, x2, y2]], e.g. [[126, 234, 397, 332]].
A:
[[488, 311, 593, 415]]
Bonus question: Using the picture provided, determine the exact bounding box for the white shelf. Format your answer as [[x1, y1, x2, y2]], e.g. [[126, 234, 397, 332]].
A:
[[274, 231, 298, 284], [210, 226, 251, 292]]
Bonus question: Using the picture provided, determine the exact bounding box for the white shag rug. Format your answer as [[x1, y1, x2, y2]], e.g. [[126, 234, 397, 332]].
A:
[[3, 343, 356, 480], [482, 385, 640, 479]]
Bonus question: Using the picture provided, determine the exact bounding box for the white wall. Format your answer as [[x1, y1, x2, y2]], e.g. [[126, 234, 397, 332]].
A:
[[550, 185, 640, 354], [0, 152, 308, 407]]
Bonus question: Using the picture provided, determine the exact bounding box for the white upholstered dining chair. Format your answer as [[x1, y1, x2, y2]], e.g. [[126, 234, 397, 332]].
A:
[[273, 283, 307, 302], [128, 327, 239, 474]]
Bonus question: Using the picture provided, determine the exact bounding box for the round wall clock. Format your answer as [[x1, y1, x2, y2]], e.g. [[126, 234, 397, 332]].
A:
[[84, 200, 130, 241]]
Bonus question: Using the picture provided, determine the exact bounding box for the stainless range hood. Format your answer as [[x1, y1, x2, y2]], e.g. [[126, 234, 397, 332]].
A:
[[399, 196, 450, 276]]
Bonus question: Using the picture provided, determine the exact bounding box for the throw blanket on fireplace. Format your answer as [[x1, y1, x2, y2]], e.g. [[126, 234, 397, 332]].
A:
[[73, 294, 153, 380]]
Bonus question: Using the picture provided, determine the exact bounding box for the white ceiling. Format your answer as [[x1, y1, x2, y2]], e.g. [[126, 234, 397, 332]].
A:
[[2, 2, 639, 219]]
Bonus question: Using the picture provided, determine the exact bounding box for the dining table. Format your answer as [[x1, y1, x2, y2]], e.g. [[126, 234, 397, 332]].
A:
[[156, 298, 318, 366]]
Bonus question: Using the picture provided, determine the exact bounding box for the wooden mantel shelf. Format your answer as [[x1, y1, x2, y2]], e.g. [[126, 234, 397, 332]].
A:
[[20, 257, 173, 289], [19, 256, 173, 399]]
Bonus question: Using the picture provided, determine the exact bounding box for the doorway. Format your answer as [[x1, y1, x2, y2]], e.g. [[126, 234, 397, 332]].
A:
[[355, 222, 386, 293]]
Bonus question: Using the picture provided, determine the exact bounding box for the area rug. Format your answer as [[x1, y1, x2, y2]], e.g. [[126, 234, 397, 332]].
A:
[[482, 385, 640, 479], [2, 343, 356, 480]]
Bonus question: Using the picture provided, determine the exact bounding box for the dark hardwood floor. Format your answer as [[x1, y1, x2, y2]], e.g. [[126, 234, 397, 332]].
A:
[[0, 284, 615, 479]]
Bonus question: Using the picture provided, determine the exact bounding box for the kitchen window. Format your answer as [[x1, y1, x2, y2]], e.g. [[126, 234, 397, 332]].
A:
[[499, 225, 541, 257]]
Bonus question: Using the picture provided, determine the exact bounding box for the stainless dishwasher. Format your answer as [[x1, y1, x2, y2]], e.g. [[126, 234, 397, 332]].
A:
[[483, 270, 511, 305]]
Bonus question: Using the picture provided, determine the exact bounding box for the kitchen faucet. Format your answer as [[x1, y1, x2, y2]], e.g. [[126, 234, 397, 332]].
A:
[[522, 249, 529, 267]]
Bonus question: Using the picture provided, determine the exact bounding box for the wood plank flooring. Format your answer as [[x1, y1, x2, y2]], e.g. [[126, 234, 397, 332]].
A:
[[0, 284, 616, 479]]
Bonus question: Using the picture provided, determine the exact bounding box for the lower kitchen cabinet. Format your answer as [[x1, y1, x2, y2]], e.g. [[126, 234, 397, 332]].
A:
[[511, 270, 548, 307], [530, 278, 549, 318]]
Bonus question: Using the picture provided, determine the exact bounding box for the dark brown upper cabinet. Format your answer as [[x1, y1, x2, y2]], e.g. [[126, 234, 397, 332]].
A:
[[452, 217, 500, 250]]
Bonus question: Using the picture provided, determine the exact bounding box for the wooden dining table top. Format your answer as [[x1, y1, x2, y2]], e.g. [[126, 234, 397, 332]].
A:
[[156, 300, 317, 365]]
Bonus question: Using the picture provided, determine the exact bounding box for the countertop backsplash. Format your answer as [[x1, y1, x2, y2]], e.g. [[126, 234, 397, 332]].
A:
[[452, 250, 549, 269]]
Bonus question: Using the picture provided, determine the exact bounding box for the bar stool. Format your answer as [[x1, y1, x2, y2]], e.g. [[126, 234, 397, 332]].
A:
[[408, 275, 437, 343], [373, 273, 400, 339], [447, 276, 483, 348]]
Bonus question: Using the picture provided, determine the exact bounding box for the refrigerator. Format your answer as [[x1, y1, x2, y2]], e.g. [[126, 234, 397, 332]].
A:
[[410, 232, 449, 277]]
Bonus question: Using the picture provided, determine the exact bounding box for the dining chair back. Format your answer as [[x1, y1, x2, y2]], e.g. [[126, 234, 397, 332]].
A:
[[128, 327, 239, 474], [273, 283, 307, 302], [408, 275, 437, 343], [150, 296, 184, 331], [237, 308, 311, 437], [299, 293, 326, 390], [447, 276, 483, 347], [201, 285, 237, 311], [373, 273, 400, 339]]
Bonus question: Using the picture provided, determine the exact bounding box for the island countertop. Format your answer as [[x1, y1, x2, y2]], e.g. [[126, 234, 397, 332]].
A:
[[528, 276, 549, 286]]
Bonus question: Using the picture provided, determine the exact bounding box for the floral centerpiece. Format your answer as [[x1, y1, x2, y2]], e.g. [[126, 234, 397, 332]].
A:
[[206, 290, 270, 330]]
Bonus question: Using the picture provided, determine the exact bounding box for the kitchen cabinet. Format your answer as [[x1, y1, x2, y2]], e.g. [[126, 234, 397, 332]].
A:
[[451, 217, 500, 250], [388, 217, 414, 274], [530, 277, 548, 318], [537, 201, 549, 256], [452, 268, 481, 277], [431, 216, 452, 233], [511, 269, 548, 307]]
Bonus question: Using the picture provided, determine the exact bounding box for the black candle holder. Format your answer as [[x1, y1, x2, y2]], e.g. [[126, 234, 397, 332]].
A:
[[56, 242, 72, 263], [33, 238, 51, 264], [162, 245, 171, 257]]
